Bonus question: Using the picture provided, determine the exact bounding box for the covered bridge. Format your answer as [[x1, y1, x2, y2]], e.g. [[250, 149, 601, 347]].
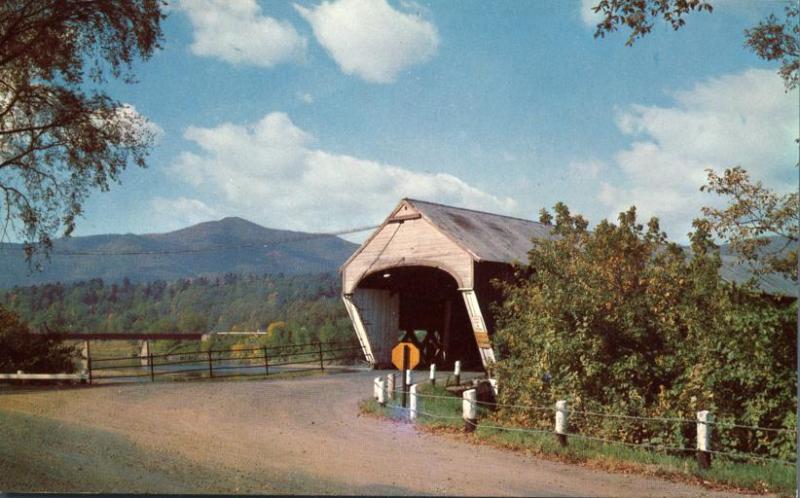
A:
[[340, 198, 553, 370]]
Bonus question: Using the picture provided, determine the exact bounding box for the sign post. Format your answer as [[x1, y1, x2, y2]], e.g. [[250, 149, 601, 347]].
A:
[[391, 342, 420, 409], [402, 345, 409, 408]]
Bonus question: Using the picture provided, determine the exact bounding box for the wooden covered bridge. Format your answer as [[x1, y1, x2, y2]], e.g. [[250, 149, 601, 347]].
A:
[[341, 199, 553, 370]]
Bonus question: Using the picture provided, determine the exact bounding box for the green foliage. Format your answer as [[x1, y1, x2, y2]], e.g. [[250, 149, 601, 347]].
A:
[[589, 0, 713, 46], [701, 167, 798, 282], [744, 4, 799, 91], [0, 1, 165, 260], [0, 305, 74, 373], [590, 1, 798, 90], [493, 203, 796, 460], [0, 272, 357, 350]]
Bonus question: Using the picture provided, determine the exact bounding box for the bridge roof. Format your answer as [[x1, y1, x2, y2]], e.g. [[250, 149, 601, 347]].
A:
[[404, 198, 554, 264]]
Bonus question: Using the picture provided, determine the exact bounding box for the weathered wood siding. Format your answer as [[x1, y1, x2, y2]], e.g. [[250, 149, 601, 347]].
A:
[[342, 217, 473, 294], [352, 288, 399, 366]]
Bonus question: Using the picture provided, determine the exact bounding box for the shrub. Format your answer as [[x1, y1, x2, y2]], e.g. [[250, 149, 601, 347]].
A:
[[492, 204, 796, 459], [0, 306, 75, 373]]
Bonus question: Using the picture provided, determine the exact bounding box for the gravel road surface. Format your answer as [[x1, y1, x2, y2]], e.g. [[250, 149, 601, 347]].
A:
[[0, 370, 754, 496]]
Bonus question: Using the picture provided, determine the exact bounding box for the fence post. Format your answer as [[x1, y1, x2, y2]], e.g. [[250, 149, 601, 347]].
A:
[[696, 410, 713, 469], [85, 340, 92, 386], [454, 360, 461, 386], [555, 400, 568, 446], [463, 388, 477, 432], [429, 364, 436, 386], [318, 341, 324, 371], [263, 346, 269, 376], [377, 378, 387, 406], [386, 373, 395, 400], [409, 383, 418, 421], [374, 376, 381, 400], [149, 352, 155, 382], [207, 350, 213, 378], [402, 369, 412, 408]]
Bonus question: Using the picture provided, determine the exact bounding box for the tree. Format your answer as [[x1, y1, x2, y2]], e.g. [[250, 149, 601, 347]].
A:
[[700, 167, 798, 282], [590, 0, 713, 46], [0, 304, 75, 373], [590, 1, 799, 89], [492, 204, 796, 458], [745, 4, 799, 91], [589, 1, 799, 281], [0, 1, 165, 261]]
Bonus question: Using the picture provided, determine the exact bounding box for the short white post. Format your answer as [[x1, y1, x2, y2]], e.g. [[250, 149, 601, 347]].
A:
[[405, 369, 412, 386], [373, 376, 381, 400], [386, 373, 396, 400], [139, 340, 150, 367], [409, 384, 418, 421], [377, 378, 387, 406], [429, 364, 436, 386], [555, 400, 568, 446], [80, 341, 89, 372], [463, 388, 478, 432], [454, 360, 461, 386], [696, 410, 713, 469]]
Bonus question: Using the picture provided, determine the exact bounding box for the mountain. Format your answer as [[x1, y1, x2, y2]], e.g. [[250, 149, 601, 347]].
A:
[[0, 217, 360, 288]]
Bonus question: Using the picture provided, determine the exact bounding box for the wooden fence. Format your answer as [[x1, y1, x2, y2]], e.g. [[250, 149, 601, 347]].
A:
[[87, 340, 362, 384]]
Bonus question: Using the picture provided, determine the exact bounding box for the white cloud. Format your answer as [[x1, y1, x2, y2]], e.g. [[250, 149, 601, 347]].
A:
[[580, 0, 603, 28], [295, 0, 439, 83], [164, 112, 516, 232], [92, 104, 164, 145], [177, 0, 306, 67], [296, 92, 315, 104], [150, 197, 221, 229], [568, 159, 605, 180], [597, 68, 798, 239]]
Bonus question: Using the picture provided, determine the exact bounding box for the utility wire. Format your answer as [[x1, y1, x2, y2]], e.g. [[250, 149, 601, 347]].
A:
[[1, 224, 379, 257]]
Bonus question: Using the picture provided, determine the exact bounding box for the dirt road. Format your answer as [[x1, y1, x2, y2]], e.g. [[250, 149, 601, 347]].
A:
[[0, 371, 750, 496]]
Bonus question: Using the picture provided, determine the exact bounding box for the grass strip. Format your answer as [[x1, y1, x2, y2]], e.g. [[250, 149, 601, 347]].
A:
[[360, 383, 794, 496]]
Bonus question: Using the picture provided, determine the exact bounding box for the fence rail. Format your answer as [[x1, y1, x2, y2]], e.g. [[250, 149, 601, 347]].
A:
[[87, 340, 362, 384], [373, 371, 797, 469]]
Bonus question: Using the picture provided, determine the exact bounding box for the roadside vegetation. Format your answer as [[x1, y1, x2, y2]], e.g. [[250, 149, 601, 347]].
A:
[[0, 306, 74, 374], [361, 383, 795, 495], [492, 202, 795, 463], [0, 272, 357, 370]]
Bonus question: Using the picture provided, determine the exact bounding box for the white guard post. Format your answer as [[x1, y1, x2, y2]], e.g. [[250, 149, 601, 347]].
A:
[[462, 388, 478, 432], [409, 384, 418, 421], [386, 373, 395, 400], [696, 410, 713, 469], [555, 400, 568, 446], [377, 378, 387, 406]]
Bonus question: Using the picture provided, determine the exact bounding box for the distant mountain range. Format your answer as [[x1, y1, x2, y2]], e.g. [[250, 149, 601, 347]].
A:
[[0, 217, 794, 296], [0, 217, 360, 288]]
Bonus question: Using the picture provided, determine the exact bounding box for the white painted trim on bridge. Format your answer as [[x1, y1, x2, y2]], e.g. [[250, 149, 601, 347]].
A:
[[460, 289, 497, 367], [342, 295, 375, 364]]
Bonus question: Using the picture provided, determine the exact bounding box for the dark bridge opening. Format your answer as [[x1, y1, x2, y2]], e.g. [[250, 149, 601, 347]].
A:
[[358, 266, 482, 370]]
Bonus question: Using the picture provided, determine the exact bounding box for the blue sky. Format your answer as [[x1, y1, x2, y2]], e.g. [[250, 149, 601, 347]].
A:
[[74, 0, 797, 243]]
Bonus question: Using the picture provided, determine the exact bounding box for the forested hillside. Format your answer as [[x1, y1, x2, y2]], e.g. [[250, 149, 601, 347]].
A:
[[0, 272, 354, 346], [0, 217, 359, 288]]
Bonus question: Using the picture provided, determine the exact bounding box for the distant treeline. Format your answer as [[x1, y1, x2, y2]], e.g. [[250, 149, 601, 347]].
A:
[[0, 273, 354, 346]]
